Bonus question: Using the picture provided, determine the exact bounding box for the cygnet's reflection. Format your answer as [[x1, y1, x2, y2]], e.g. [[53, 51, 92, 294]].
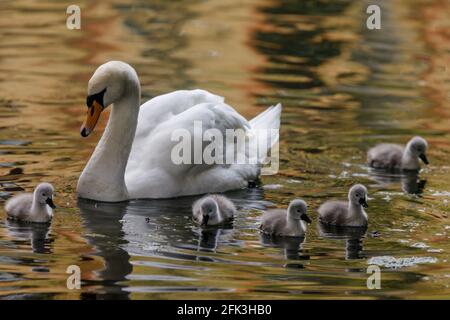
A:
[[260, 233, 308, 268], [368, 168, 427, 195], [195, 227, 234, 252], [5, 219, 52, 254], [318, 223, 367, 260], [6, 219, 53, 253]]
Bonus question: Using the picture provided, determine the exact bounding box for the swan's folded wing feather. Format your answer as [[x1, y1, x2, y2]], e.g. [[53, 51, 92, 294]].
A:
[[129, 101, 250, 167], [134, 89, 225, 140], [126, 99, 255, 198]]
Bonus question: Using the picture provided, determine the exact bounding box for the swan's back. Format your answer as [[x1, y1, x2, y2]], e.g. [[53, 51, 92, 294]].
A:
[[134, 89, 225, 140], [318, 200, 348, 225], [367, 143, 403, 169], [5, 194, 33, 220], [260, 209, 287, 235], [125, 89, 281, 199], [210, 194, 236, 220]]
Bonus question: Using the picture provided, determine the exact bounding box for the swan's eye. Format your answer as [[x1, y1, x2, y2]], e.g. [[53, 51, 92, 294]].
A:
[[42, 193, 45, 197]]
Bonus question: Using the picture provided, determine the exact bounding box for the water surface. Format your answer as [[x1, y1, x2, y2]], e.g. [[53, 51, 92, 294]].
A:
[[0, 0, 449, 299]]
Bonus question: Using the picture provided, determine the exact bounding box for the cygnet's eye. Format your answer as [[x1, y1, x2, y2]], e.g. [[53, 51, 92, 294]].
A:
[[356, 193, 360, 198], [42, 193, 46, 197], [296, 209, 301, 213]]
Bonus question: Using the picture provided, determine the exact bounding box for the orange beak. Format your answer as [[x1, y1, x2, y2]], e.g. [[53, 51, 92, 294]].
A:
[[80, 100, 103, 137]]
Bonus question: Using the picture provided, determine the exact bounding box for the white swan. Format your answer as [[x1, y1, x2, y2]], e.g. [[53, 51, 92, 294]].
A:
[[5, 182, 55, 223], [77, 61, 282, 201]]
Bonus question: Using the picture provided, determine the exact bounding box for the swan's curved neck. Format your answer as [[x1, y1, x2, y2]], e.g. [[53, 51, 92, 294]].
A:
[[286, 213, 302, 230], [78, 82, 140, 202], [31, 199, 46, 212], [348, 202, 366, 221], [401, 149, 419, 170]]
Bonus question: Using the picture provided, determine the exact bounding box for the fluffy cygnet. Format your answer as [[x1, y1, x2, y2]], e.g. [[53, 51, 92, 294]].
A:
[[318, 184, 368, 227], [5, 182, 56, 223], [367, 136, 429, 171], [259, 199, 312, 237], [192, 194, 236, 226]]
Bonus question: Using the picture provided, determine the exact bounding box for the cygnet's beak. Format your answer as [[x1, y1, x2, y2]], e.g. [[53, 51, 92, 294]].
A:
[[201, 214, 210, 226], [419, 153, 429, 165], [359, 198, 369, 208], [81, 88, 106, 137], [46, 197, 56, 209], [301, 213, 312, 224]]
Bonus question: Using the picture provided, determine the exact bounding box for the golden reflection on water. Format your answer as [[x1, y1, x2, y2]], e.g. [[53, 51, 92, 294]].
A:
[[0, 0, 449, 299]]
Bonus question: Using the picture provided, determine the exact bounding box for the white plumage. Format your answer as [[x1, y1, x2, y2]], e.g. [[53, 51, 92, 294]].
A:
[[77, 61, 282, 201]]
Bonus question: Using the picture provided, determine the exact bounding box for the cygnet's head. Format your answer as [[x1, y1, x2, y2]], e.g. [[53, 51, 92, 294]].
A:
[[348, 184, 368, 208], [81, 61, 140, 137], [406, 136, 429, 165], [287, 199, 311, 223], [200, 198, 220, 226], [34, 183, 55, 209]]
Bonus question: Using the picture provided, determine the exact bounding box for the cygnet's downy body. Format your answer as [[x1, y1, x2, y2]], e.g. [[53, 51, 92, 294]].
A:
[[260, 199, 312, 237], [5, 183, 56, 223], [318, 184, 368, 227], [367, 136, 429, 171], [192, 194, 235, 226]]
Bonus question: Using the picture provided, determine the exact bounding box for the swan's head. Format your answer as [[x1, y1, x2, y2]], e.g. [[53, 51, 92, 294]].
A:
[[199, 198, 220, 226], [287, 199, 311, 223], [406, 136, 429, 165], [34, 183, 56, 209], [348, 184, 368, 208], [81, 61, 140, 137]]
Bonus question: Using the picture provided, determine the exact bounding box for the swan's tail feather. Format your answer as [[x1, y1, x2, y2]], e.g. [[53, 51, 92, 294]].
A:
[[249, 103, 282, 165]]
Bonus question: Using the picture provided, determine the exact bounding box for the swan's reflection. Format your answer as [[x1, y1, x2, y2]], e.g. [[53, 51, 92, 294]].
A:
[[260, 233, 308, 268], [77, 199, 131, 299], [318, 223, 367, 260], [368, 168, 426, 195], [5, 220, 52, 254]]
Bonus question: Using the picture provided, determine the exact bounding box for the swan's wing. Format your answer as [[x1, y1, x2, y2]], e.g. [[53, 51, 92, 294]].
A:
[[129, 101, 250, 169], [5, 194, 33, 219], [260, 210, 286, 234], [212, 195, 236, 219], [126, 100, 257, 198], [367, 143, 403, 168], [134, 89, 224, 142], [318, 201, 348, 225]]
